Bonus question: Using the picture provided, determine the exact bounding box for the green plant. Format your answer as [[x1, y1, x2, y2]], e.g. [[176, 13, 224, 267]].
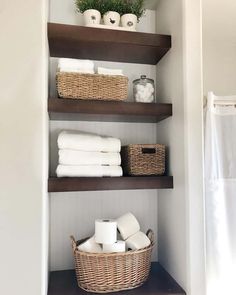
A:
[[75, 0, 145, 19], [102, 0, 124, 15], [75, 0, 103, 14], [75, 0, 124, 15], [121, 0, 145, 21]]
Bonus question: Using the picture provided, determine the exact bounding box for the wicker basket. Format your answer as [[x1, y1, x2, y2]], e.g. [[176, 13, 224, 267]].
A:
[[70, 229, 154, 293], [56, 72, 128, 101], [121, 144, 165, 176]]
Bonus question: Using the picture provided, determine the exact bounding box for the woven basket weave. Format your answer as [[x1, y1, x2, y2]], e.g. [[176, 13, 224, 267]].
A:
[[121, 144, 165, 176], [70, 229, 154, 293], [56, 72, 128, 101]]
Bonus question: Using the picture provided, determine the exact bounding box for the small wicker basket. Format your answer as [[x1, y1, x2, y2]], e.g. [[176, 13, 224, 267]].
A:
[[121, 144, 165, 176], [56, 72, 128, 101], [70, 229, 154, 293]]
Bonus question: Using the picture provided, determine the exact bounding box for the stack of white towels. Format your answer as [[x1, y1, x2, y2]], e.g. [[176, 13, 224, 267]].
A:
[[56, 130, 123, 177], [97, 66, 124, 76], [78, 212, 151, 253], [58, 58, 124, 76], [58, 58, 95, 74]]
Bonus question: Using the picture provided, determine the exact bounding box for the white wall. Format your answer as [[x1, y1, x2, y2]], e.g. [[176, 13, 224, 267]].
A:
[[202, 0, 236, 294], [203, 0, 236, 95], [49, 2, 159, 271], [156, 1, 205, 295], [156, 0, 186, 289], [0, 1, 48, 295], [183, 1, 205, 295]]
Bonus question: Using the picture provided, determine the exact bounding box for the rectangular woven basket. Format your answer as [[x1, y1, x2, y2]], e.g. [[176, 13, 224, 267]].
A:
[[70, 229, 154, 293], [56, 72, 128, 101], [121, 144, 166, 176]]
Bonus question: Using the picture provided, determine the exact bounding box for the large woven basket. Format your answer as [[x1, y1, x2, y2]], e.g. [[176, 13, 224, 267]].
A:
[[56, 72, 128, 101], [70, 229, 154, 293], [121, 144, 165, 176]]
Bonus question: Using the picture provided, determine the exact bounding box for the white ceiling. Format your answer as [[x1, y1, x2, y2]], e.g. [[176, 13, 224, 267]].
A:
[[144, 0, 159, 10]]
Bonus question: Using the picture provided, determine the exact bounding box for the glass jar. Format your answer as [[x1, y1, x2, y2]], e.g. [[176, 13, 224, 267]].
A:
[[133, 75, 155, 103]]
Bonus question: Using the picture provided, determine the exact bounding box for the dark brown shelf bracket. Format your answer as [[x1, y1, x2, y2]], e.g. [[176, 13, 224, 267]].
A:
[[48, 98, 172, 123], [48, 23, 171, 65], [48, 262, 186, 295], [48, 176, 174, 192]]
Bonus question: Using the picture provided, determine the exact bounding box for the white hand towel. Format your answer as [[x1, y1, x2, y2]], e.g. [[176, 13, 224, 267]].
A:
[[59, 68, 95, 74], [59, 150, 121, 166], [97, 67, 123, 76], [58, 58, 94, 70], [56, 165, 123, 177], [58, 131, 121, 153]]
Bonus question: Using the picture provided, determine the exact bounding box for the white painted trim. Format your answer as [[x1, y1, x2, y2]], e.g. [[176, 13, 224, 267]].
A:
[[183, 0, 206, 294], [41, 0, 49, 295]]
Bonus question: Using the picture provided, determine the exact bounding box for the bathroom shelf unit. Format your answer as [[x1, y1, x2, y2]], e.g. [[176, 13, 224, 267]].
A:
[[48, 98, 172, 122], [48, 176, 173, 192], [47, 20, 182, 295], [48, 262, 186, 295], [48, 23, 171, 64]]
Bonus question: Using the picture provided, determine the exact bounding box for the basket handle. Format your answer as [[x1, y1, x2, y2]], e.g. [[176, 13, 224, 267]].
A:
[[142, 148, 156, 154], [70, 235, 77, 253], [146, 229, 154, 244]]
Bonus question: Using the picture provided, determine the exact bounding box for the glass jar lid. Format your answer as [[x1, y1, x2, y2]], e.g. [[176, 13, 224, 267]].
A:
[[133, 75, 154, 83]]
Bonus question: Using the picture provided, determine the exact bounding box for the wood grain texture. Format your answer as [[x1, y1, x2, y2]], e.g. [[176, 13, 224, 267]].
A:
[[48, 176, 173, 192], [48, 23, 171, 65], [48, 98, 172, 122], [48, 262, 186, 295]]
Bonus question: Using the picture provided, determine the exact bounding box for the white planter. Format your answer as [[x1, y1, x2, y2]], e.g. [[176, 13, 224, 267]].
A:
[[83, 9, 101, 26], [103, 11, 120, 27], [121, 14, 138, 30]]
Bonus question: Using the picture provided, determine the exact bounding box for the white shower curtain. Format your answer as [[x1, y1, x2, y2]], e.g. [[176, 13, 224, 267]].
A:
[[205, 92, 236, 295]]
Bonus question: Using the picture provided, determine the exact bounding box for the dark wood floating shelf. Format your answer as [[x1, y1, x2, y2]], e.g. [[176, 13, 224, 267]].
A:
[[48, 23, 171, 65], [48, 98, 172, 123], [48, 262, 186, 295], [48, 176, 173, 192]]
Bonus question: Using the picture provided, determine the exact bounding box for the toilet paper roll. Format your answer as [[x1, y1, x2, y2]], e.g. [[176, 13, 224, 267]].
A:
[[126, 231, 151, 251], [116, 212, 140, 240], [78, 236, 102, 253], [103, 241, 126, 253], [95, 219, 117, 244]]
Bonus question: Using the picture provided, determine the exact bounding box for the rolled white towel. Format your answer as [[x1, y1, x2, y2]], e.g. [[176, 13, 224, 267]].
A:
[[59, 150, 121, 166], [59, 68, 95, 74], [58, 131, 121, 153], [58, 58, 94, 70], [97, 67, 123, 76], [56, 165, 123, 177]]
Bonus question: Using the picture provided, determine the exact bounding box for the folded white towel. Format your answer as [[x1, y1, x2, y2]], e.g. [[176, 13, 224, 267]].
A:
[[59, 68, 95, 74], [56, 165, 123, 177], [59, 150, 121, 166], [58, 131, 121, 153], [97, 67, 123, 76], [58, 58, 94, 71]]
